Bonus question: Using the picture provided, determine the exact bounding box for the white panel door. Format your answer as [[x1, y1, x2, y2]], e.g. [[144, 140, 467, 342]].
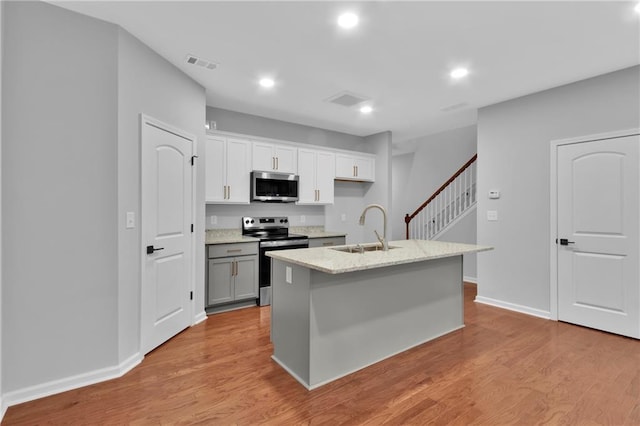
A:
[[141, 117, 193, 354], [557, 135, 639, 338]]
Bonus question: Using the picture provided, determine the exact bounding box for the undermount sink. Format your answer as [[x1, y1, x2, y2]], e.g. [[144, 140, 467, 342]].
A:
[[331, 243, 398, 254]]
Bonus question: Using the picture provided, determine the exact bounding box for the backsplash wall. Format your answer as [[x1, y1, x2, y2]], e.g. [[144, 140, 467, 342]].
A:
[[206, 203, 325, 229]]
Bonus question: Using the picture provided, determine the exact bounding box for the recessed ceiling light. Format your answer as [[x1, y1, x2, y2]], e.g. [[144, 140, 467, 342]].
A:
[[360, 105, 373, 114], [450, 67, 469, 79], [259, 78, 275, 88], [338, 12, 359, 29]]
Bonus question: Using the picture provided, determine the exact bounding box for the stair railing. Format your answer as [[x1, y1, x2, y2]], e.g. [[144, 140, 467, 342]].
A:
[[405, 154, 477, 240]]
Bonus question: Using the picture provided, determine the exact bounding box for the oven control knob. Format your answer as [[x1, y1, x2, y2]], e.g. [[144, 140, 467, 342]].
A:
[[284, 218, 288, 223], [251, 219, 255, 224], [245, 219, 249, 224]]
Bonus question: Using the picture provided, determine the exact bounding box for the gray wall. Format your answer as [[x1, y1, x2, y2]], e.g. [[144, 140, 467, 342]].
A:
[[477, 65, 640, 313], [436, 207, 477, 280], [392, 125, 477, 239], [391, 125, 477, 275], [361, 131, 393, 241], [1, 0, 206, 399], [117, 30, 206, 362], [207, 107, 364, 150], [206, 107, 383, 244], [0, 0, 4, 414], [2, 1, 118, 392]]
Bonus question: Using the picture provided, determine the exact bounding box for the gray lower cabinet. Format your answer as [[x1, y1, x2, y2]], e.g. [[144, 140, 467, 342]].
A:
[[308, 236, 346, 248], [207, 242, 258, 307]]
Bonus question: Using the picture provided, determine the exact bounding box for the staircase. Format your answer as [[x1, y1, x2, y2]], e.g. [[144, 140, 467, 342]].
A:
[[405, 154, 477, 240]]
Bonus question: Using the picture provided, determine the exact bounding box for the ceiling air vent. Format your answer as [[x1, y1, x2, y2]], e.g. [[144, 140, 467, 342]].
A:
[[325, 91, 370, 108], [185, 54, 217, 70]]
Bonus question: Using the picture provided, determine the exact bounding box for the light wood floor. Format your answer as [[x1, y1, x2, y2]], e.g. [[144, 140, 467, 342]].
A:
[[4, 284, 639, 425]]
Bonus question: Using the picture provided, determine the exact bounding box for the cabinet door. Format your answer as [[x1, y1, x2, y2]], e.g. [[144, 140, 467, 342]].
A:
[[274, 145, 297, 173], [252, 141, 276, 171], [234, 256, 258, 300], [335, 154, 356, 179], [226, 138, 251, 203], [354, 156, 374, 181], [296, 149, 317, 204], [315, 151, 335, 203], [205, 136, 227, 202], [208, 258, 234, 305]]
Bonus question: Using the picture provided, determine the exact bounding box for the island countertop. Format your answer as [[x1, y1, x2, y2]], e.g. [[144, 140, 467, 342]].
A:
[[266, 239, 492, 274]]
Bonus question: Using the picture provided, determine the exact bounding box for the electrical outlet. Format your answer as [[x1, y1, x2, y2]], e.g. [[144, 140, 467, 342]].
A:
[[487, 210, 498, 221], [300, 215, 306, 223], [210, 215, 217, 225], [341, 213, 347, 222]]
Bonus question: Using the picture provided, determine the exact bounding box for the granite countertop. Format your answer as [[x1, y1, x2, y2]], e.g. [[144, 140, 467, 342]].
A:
[[205, 229, 259, 245], [289, 226, 347, 239], [206, 226, 346, 244], [266, 239, 493, 274]]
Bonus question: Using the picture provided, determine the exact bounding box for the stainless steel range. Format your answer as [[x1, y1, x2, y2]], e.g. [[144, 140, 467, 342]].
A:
[[242, 216, 309, 306]]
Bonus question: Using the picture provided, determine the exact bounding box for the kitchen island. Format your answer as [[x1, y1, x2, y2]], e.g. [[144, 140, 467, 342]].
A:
[[267, 239, 492, 389]]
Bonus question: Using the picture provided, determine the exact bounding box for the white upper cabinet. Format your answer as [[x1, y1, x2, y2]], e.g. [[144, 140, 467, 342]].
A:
[[252, 141, 297, 174], [205, 135, 251, 204], [335, 153, 375, 182], [297, 148, 335, 204]]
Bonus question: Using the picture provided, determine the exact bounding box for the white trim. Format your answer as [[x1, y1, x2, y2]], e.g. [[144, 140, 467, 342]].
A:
[[3, 353, 142, 409], [432, 202, 477, 241], [193, 311, 207, 325], [140, 114, 197, 355], [463, 276, 477, 284], [549, 128, 640, 322], [475, 296, 551, 320]]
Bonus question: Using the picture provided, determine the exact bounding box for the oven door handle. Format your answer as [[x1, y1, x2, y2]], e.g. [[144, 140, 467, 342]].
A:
[[260, 240, 309, 248]]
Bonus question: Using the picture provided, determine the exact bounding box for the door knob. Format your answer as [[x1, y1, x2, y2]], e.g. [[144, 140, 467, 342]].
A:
[[146, 245, 165, 254], [558, 238, 575, 246]]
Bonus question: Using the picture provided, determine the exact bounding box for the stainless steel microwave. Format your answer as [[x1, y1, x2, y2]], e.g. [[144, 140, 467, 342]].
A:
[[251, 171, 299, 202]]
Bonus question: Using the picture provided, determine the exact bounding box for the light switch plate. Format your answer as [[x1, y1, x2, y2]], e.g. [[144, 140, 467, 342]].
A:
[[126, 212, 135, 229], [487, 210, 498, 221]]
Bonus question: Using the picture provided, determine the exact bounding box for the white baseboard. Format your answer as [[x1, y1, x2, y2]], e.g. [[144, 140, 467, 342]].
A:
[[193, 310, 207, 325], [3, 352, 143, 409], [1, 395, 6, 423], [463, 276, 477, 284], [474, 295, 551, 319]]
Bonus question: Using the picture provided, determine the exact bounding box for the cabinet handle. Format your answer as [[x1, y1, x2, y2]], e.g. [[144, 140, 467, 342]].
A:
[[322, 242, 334, 246], [272, 157, 275, 170], [353, 165, 356, 177], [317, 189, 320, 201], [355, 166, 358, 177], [234, 261, 238, 276], [227, 249, 242, 253], [228, 186, 231, 199], [276, 157, 279, 170]]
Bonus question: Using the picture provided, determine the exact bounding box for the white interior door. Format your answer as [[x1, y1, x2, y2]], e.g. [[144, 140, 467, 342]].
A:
[[141, 116, 194, 354], [557, 134, 639, 338]]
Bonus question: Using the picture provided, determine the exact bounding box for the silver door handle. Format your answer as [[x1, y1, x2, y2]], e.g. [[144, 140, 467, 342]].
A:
[[276, 157, 279, 170]]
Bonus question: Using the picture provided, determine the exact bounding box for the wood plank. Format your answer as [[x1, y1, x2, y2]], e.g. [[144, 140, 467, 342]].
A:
[[4, 284, 639, 425]]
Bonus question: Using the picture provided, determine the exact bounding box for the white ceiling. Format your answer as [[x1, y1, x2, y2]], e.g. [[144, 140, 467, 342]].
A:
[[50, 1, 640, 150]]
